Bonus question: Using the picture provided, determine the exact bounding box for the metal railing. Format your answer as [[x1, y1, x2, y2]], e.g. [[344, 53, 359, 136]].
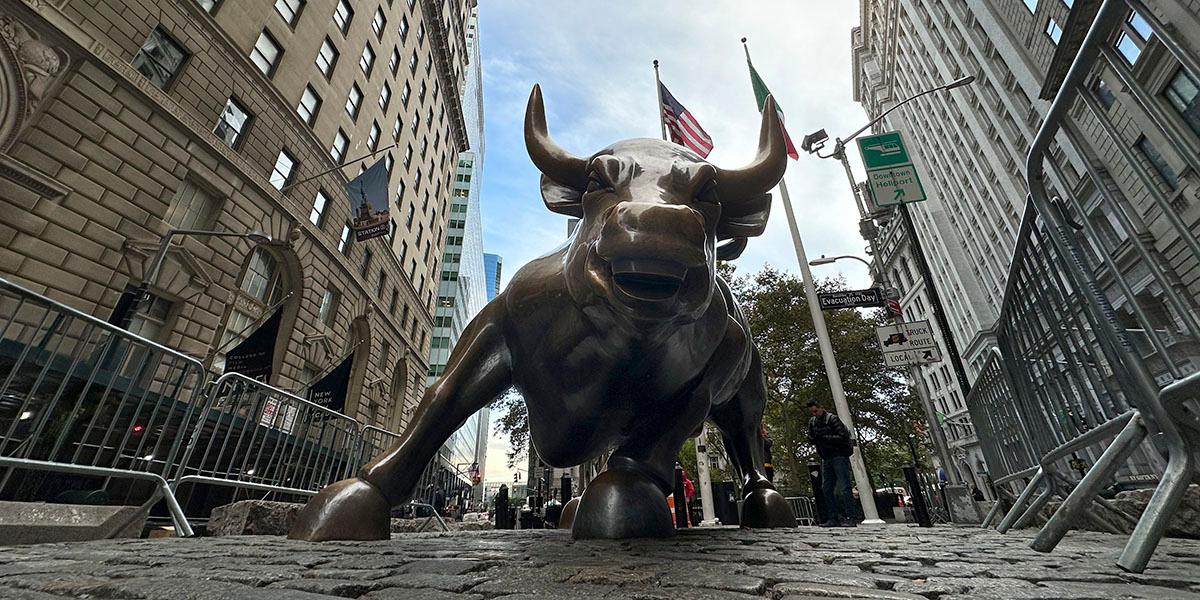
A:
[[966, 0, 1200, 573], [171, 372, 362, 509], [784, 496, 817, 526], [0, 278, 206, 537]]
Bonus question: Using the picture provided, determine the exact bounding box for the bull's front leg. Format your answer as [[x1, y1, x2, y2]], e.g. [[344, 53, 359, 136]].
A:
[[289, 302, 512, 541]]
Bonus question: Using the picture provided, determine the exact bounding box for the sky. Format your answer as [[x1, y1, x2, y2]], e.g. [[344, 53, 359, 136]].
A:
[[474, 2, 872, 484]]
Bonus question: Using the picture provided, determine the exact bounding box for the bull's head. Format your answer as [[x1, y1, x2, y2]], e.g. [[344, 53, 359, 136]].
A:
[[525, 85, 787, 322]]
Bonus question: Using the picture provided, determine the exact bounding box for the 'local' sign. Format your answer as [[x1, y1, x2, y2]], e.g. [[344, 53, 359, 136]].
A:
[[875, 320, 942, 367], [818, 288, 884, 310], [857, 131, 927, 208], [882, 346, 942, 367]]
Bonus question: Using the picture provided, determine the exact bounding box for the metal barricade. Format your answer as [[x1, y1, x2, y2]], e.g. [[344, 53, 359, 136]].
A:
[[171, 372, 362, 515], [967, 0, 1200, 573], [358, 424, 401, 469], [0, 277, 203, 536], [964, 348, 1039, 505], [784, 496, 817, 526], [916, 474, 949, 524]]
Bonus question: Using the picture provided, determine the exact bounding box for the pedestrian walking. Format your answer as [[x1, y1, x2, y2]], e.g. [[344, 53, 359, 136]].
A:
[[807, 400, 857, 527], [761, 425, 775, 482]]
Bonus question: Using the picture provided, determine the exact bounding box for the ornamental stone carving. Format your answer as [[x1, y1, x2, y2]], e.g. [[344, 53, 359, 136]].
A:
[[0, 12, 67, 152]]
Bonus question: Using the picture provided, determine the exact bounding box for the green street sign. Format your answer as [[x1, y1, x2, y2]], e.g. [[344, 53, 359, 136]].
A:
[[856, 130, 927, 207], [857, 131, 910, 169]]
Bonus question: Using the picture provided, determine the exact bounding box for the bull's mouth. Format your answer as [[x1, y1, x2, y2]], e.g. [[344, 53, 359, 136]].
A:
[[609, 259, 687, 302]]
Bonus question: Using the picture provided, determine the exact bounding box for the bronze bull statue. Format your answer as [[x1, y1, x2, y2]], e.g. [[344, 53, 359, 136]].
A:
[[289, 85, 795, 540]]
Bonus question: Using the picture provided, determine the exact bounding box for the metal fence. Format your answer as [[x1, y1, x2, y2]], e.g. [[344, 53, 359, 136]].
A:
[[0, 278, 207, 536], [784, 496, 817, 526], [966, 0, 1200, 573]]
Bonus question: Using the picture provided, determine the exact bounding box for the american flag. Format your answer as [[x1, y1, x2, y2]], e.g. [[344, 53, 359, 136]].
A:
[[659, 82, 713, 158]]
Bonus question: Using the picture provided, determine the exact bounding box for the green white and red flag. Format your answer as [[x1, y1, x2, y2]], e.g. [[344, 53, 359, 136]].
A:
[[746, 60, 800, 160]]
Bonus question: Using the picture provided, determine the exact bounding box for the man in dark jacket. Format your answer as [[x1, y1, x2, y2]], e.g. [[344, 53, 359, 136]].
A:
[[807, 400, 857, 527]]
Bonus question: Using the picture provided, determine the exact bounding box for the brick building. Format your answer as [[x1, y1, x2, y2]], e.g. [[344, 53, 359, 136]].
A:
[[852, 0, 1200, 489], [0, 0, 476, 432]]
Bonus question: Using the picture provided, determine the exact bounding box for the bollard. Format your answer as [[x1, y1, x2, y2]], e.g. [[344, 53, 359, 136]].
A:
[[495, 484, 510, 529], [673, 463, 688, 528], [560, 472, 571, 504], [807, 462, 828, 525], [902, 464, 932, 527]]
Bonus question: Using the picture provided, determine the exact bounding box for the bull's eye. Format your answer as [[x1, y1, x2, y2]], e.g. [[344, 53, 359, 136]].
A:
[[696, 180, 718, 204]]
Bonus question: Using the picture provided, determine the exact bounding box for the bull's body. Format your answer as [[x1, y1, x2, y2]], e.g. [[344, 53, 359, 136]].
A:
[[290, 87, 795, 541]]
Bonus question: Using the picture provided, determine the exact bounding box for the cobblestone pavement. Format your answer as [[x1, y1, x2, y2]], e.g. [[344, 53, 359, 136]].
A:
[[1, 526, 1199, 599]]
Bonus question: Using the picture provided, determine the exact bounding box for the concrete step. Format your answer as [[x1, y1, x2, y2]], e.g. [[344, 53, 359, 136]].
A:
[[0, 500, 145, 545]]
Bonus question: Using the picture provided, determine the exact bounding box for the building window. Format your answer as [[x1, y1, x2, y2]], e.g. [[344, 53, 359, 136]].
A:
[[251, 30, 283, 76], [368, 121, 380, 150], [417, 22, 425, 43], [213, 97, 251, 148], [165, 180, 220, 229], [297, 85, 321, 125], [316, 38, 339, 78], [399, 15, 409, 39], [392, 117, 401, 140], [379, 82, 392, 110], [376, 269, 387, 296], [402, 81, 411, 106], [131, 28, 189, 89], [1023, 0, 1038, 11], [360, 44, 375, 74], [1115, 10, 1153, 65], [389, 289, 398, 314], [197, 0, 219, 13], [331, 129, 348, 162], [1045, 18, 1062, 44], [274, 0, 304, 25], [372, 7, 386, 38], [1136, 136, 1179, 190], [1164, 68, 1200, 138], [1094, 78, 1116, 109], [310, 190, 330, 226], [404, 144, 413, 167], [360, 248, 373, 276], [346, 83, 363, 118], [396, 179, 406, 202], [319, 288, 339, 326], [270, 150, 296, 190], [389, 48, 400, 75], [338, 222, 352, 254], [334, 0, 354, 34], [409, 51, 418, 73], [410, 113, 419, 134], [405, 203, 415, 227]]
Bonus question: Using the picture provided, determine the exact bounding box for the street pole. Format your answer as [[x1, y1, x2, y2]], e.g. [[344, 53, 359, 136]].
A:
[[777, 179, 883, 524], [656, 58, 718, 526], [830, 147, 960, 485]]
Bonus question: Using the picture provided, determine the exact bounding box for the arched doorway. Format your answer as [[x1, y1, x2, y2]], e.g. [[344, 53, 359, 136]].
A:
[[388, 356, 409, 433], [212, 246, 299, 383], [345, 317, 371, 421]]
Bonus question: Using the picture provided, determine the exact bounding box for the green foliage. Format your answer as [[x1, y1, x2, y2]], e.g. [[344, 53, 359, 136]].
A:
[[726, 266, 929, 495], [489, 388, 528, 468]]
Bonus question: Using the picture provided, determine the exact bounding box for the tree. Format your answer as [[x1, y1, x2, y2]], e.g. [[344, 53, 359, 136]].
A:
[[490, 389, 528, 468], [727, 266, 928, 496]]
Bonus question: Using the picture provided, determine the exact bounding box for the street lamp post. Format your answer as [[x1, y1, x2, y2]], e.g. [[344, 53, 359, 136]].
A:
[[802, 76, 975, 483]]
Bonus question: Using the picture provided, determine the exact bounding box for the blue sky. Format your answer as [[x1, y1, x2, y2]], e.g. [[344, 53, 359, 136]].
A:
[[475, 2, 873, 482]]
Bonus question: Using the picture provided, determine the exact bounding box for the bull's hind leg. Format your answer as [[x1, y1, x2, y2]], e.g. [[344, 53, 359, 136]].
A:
[[289, 303, 511, 541], [708, 347, 795, 529], [571, 388, 709, 539]]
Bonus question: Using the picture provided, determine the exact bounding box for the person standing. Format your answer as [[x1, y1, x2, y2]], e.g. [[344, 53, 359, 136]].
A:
[[807, 400, 857, 527], [761, 425, 775, 482]]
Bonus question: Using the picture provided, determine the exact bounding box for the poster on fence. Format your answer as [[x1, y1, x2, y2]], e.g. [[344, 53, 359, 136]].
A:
[[260, 396, 298, 434]]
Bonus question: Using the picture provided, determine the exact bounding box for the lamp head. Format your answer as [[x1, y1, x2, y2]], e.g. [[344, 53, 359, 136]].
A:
[[801, 129, 828, 154], [808, 255, 837, 266], [247, 231, 272, 244], [945, 75, 975, 89]]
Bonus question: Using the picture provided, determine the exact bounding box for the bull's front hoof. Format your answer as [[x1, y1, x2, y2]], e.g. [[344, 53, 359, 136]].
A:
[[288, 478, 391, 541], [740, 487, 796, 528], [558, 497, 580, 530], [571, 469, 674, 539]]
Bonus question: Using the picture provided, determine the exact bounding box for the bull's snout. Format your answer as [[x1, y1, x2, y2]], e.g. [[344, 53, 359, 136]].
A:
[[597, 203, 707, 267]]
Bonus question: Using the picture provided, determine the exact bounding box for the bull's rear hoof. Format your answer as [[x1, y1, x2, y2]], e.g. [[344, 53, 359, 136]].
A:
[[571, 469, 673, 539], [558, 497, 580, 530], [740, 487, 796, 528], [288, 478, 391, 541]]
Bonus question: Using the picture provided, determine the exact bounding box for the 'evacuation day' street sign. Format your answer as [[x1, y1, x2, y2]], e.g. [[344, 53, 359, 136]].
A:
[[874, 320, 943, 367], [818, 288, 885, 310], [857, 131, 927, 208]]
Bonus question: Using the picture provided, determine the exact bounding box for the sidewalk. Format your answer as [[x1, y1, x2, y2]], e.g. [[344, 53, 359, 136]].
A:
[[0, 525, 1198, 599]]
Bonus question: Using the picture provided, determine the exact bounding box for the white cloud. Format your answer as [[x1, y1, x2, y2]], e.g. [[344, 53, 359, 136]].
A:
[[475, 1, 871, 484]]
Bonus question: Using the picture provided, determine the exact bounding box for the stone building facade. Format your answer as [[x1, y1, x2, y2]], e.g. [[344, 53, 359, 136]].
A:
[[0, 0, 475, 433], [852, 0, 1200, 488]]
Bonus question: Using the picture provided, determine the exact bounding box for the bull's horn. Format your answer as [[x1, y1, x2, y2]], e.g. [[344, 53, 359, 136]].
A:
[[525, 84, 589, 190], [715, 96, 788, 209]]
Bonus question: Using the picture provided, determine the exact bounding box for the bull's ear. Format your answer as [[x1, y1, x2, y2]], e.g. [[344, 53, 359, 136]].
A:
[[540, 174, 584, 218], [716, 192, 771, 239]]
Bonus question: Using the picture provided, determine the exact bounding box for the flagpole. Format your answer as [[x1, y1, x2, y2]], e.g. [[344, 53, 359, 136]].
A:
[[656, 57, 717, 527], [741, 37, 883, 525], [652, 60, 669, 142]]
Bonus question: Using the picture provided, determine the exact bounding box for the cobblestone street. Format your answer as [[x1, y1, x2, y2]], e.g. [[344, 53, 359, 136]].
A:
[[0, 526, 1198, 599]]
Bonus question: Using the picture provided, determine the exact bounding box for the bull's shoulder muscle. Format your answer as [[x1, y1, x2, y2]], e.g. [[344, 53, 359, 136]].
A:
[[502, 249, 569, 311]]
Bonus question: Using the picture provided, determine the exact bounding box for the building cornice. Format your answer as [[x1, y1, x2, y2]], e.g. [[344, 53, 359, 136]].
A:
[[421, 0, 469, 153]]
